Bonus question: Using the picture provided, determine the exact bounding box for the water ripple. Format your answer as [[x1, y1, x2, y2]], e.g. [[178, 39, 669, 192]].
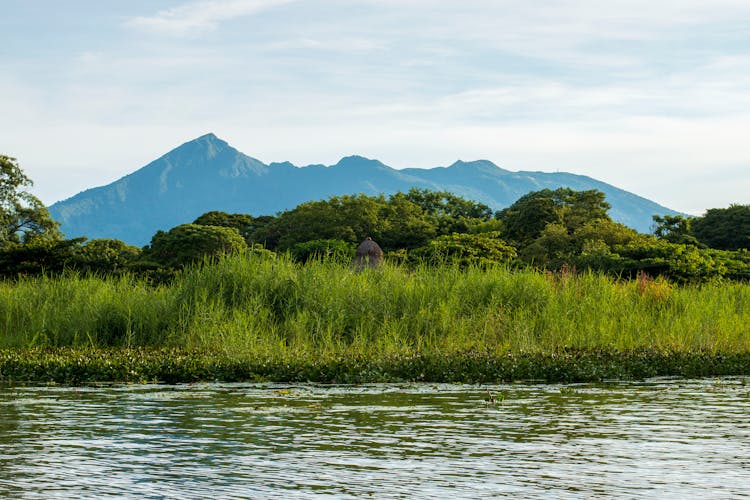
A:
[[1, 379, 750, 498]]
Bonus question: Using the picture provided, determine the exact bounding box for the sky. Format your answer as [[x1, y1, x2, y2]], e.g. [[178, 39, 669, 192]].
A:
[[2, 0, 749, 215]]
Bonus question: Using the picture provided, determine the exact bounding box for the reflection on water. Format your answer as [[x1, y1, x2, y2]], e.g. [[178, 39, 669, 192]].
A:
[[1, 379, 749, 498]]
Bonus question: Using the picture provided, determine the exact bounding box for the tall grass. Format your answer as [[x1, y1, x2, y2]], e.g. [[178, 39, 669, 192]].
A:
[[1, 253, 749, 359], [0, 272, 172, 348]]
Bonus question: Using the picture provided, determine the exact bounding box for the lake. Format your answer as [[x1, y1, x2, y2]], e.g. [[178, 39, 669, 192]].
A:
[[1, 379, 749, 498]]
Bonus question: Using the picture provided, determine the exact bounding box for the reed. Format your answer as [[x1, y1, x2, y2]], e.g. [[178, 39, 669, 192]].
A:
[[1, 252, 749, 382]]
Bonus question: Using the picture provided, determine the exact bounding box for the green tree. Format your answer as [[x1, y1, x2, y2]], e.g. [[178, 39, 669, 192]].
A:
[[144, 224, 247, 267], [522, 219, 640, 269], [269, 195, 378, 250], [0, 238, 83, 277], [378, 194, 437, 249], [252, 190, 508, 253], [403, 188, 493, 234], [499, 188, 612, 245], [558, 189, 611, 232], [611, 239, 724, 283], [499, 193, 562, 245], [573, 218, 641, 248], [692, 204, 750, 250], [652, 214, 701, 245], [72, 239, 142, 273], [0, 155, 60, 246], [267, 193, 437, 252], [193, 211, 276, 245], [411, 231, 516, 268], [521, 222, 572, 266]]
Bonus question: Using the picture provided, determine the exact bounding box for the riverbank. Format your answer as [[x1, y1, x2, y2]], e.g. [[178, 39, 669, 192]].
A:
[[1, 253, 749, 383], [2, 348, 750, 384]]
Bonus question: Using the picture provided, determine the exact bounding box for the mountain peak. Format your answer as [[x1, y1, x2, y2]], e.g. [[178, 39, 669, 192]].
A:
[[182, 132, 227, 147], [334, 155, 389, 170], [164, 132, 239, 163], [448, 160, 505, 172], [196, 132, 219, 141]]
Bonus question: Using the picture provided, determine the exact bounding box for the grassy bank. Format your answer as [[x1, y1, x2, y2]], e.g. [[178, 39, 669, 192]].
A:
[[1, 252, 749, 383]]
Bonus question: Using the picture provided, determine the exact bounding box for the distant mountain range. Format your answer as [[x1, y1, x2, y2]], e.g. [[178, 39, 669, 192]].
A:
[[49, 133, 682, 246]]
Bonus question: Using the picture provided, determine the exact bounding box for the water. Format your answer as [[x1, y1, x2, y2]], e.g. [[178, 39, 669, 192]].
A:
[[1, 379, 749, 499]]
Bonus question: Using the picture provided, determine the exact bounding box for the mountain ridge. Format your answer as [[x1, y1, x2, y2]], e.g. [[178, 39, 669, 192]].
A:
[[49, 133, 681, 246]]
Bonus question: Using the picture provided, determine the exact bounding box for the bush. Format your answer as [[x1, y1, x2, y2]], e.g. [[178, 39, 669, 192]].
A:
[[289, 239, 354, 263], [144, 224, 247, 268], [411, 232, 517, 267]]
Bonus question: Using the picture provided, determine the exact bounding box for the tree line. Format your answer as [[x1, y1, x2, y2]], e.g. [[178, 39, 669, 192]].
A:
[[2, 154, 749, 283]]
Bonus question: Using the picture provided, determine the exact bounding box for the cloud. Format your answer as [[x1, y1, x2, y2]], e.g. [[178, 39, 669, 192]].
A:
[[126, 0, 296, 36], [7, 0, 750, 213]]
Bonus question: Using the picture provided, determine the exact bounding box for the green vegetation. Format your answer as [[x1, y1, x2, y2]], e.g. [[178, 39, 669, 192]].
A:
[[692, 205, 750, 251], [1, 155, 60, 246], [1, 252, 750, 383], [2, 170, 750, 283], [143, 223, 248, 268], [1, 158, 749, 384]]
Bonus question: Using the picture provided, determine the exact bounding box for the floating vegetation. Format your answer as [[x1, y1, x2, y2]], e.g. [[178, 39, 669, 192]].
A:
[[484, 391, 504, 405], [2, 348, 750, 385]]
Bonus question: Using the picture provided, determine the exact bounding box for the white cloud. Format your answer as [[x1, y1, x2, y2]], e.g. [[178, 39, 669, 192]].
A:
[[6, 0, 750, 214], [126, 0, 296, 36]]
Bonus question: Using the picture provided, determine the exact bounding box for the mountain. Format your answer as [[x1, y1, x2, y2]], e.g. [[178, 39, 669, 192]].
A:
[[49, 133, 682, 246]]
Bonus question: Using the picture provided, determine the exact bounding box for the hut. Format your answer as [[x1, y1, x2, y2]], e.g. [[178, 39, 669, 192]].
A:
[[353, 237, 383, 269]]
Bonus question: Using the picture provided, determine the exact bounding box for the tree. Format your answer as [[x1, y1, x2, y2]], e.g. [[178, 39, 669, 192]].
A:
[[193, 211, 276, 245], [378, 194, 437, 249], [403, 188, 493, 234], [557, 189, 611, 232], [0, 155, 60, 246], [72, 239, 142, 273], [521, 222, 571, 266], [611, 239, 724, 283], [522, 218, 641, 269], [144, 224, 247, 267], [411, 232, 517, 268], [499, 188, 611, 246], [652, 214, 701, 246], [0, 238, 84, 277], [499, 193, 561, 245], [692, 204, 750, 250], [266, 193, 437, 252], [269, 195, 377, 250]]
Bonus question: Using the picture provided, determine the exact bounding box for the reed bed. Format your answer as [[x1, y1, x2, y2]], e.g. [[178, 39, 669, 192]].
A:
[[1, 252, 749, 382]]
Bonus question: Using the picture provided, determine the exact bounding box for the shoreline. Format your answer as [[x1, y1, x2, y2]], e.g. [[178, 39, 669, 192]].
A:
[[2, 348, 749, 385]]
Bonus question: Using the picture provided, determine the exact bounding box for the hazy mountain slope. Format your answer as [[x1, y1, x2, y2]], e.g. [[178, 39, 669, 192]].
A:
[[49, 133, 681, 246]]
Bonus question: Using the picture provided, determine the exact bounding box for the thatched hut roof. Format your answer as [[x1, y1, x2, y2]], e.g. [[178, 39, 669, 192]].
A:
[[353, 237, 383, 269]]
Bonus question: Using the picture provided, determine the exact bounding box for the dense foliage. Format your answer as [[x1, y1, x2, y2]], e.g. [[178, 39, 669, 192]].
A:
[[143, 223, 248, 268], [498, 188, 610, 245], [692, 205, 750, 250], [410, 232, 517, 267], [1, 157, 749, 284]]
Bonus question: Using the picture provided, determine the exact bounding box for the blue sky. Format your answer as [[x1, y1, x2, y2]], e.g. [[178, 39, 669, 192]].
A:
[[2, 0, 749, 214]]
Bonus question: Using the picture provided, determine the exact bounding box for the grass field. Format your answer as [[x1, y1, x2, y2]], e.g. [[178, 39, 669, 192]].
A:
[[1, 252, 749, 383]]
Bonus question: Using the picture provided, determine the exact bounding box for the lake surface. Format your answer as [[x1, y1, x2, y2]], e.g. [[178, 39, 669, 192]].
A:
[[1, 379, 749, 498]]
